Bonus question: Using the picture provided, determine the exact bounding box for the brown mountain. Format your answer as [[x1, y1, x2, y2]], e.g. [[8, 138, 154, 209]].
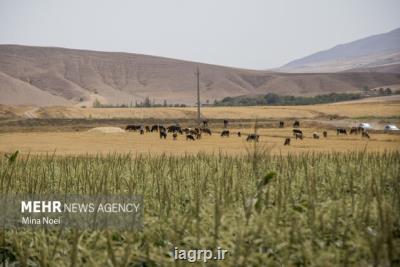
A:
[[279, 28, 400, 73], [0, 44, 400, 106]]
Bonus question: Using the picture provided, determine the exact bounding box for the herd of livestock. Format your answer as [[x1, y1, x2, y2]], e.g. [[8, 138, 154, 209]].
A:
[[125, 119, 371, 145]]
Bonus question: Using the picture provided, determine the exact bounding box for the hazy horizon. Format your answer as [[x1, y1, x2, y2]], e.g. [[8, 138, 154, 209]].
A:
[[1, 0, 400, 69]]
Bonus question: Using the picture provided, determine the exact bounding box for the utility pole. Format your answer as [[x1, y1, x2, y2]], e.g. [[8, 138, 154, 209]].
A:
[[195, 67, 201, 126]]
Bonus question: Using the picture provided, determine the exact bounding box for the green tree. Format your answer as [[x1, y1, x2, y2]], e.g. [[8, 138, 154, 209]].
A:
[[92, 98, 102, 108], [143, 96, 151, 107], [264, 93, 281, 104]]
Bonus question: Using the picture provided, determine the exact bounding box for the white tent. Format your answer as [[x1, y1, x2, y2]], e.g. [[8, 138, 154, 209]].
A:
[[384, 125, 399, 131], [358, 123, 372, 129]]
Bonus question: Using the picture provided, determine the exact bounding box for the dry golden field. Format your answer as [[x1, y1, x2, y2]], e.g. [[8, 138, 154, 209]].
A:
[[1, 99, 399, 155], [1, 98, 400, 120], [0, 128, 399, 156]]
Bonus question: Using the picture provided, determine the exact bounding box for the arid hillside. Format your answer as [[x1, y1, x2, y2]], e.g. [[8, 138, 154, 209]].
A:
[[1, 44, 400, 106], [280, 27, 400, 73]]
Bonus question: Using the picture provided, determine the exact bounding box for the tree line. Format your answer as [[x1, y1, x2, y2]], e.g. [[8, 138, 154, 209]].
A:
[[214, 92, 365, 106]]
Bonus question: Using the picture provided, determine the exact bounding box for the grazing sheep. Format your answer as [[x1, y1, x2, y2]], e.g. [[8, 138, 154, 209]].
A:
[[293, 120, 300, 128], [323, 131, 327, 138], [313, 132, 319, 139], [172, 132, 178, 140]]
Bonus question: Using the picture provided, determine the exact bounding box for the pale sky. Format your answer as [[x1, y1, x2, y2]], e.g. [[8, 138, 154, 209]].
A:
[[0, 0, 399, 69]]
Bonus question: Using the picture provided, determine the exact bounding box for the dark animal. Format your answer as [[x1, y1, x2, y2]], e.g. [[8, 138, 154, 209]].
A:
[[196, 133, 202, 139], [295, 133, 303, 140], [293, 129, 303, 136], [159, 130, 167, 139], [362, 132, 370, 139], [284, 138, 290, 145], [337, 128, 347, 135], [125, 125, 141, 131], [159, 125, 166, 132], [167, 125, 181, 133], [237, 131, 241, 137], [221, 130, 230, 137], [279, 121, 284, 128], [246, 134, 259, 142], [172, 132, 178, 140], [140, 128, 144, 135], [223, 119, 228, 128], [145, 126, 151, 132], [186, 134, 195, 141], [201, 128, 212, 135], [323, 131, 327, 138], [183, 128, 190, 134], [350, 127, 359, 134], [189, 129, 199, 135], [313, 132, 319, 139], [293, 120, 300, 128], [151, 125, 159, 132], [202, 120, 209, 127]]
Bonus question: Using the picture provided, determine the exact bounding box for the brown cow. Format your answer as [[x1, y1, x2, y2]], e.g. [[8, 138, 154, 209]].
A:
[[362, 131, 370, 139], [246, 134, 259, 142], [284, 138, 290, 145], [221, 130, 230, 137], [186, 134, 195, 141], [295, 133, 303, 140]]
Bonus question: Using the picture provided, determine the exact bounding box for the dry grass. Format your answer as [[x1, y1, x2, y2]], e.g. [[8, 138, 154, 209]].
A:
[[0, 128, 398, 156], [0, 100, 397, 120]]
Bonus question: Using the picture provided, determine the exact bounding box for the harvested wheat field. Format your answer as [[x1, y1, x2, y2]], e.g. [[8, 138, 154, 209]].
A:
[[1, 98, 399, 120], [1, 128, 399, 155]]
